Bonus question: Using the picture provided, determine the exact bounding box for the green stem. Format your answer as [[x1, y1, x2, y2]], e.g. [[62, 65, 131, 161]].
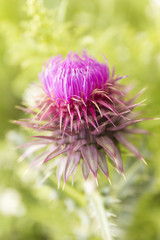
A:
[[90, 191, 113, 240]]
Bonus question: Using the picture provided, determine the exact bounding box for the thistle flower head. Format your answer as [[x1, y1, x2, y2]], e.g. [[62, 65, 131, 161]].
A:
[[40, 52, 109, 103], [16, 51, 147, 186]]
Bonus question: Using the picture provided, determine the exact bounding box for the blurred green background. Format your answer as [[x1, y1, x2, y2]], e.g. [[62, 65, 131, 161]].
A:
[[0, 0, 160, 239]]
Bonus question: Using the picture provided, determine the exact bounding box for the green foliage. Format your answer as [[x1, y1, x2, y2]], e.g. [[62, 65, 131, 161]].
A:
[[0, 0, 160, 239]]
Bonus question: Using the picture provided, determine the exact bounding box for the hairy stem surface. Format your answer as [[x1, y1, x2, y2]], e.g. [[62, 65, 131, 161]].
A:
[[85, 180, 113, 240]]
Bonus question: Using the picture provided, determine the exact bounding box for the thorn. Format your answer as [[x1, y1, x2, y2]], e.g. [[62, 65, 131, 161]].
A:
[[141, 98, 147, 104], [121, 172, 127, 181], [72, 180, 74, 186], [95, 178, 99, 186], [154, 117, 160, 120], [81, 98, 87, 107], [67, 104, 71, 117], [57, 180, 60, 189], [115, 168, 120, 174], [141, 157, 147, 166], [108, 177, 112, 185], [62, 182, 65, 191]]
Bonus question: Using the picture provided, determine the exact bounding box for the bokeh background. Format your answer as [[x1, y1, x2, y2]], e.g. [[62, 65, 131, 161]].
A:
[[0, 0, 160, 239]]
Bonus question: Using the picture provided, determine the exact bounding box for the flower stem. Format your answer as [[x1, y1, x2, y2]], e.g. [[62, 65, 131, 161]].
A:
[[91, 191, 113, 240], [84, 180, 113, 240]]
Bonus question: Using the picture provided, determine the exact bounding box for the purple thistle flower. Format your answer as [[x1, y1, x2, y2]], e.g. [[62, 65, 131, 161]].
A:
[[15, 51, 148, 185]]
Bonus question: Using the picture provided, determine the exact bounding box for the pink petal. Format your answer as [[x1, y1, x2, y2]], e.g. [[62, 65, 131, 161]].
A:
[[56, 157, 68, 188], [64, 152, 81, 183], [96, 136, 123, 172], [63, 115, 70, 134], [108, 119, 144, 131], [81, 161, 90, 180], [124, 128, 149, 135], [42, 145, 69, 164], [29, 149, 51, 169], [98, 151, 109, 178], [18, 145, 45, 162], [82, 106, 89, 126], [70, 139, 87, 154], [16, 138, 52, 149], [32, 135, 61, 141], [89, 107, 99, 126], [97, 100, 118, 115], [114, 132, 145, 163], [81, 145, 98, 177]]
